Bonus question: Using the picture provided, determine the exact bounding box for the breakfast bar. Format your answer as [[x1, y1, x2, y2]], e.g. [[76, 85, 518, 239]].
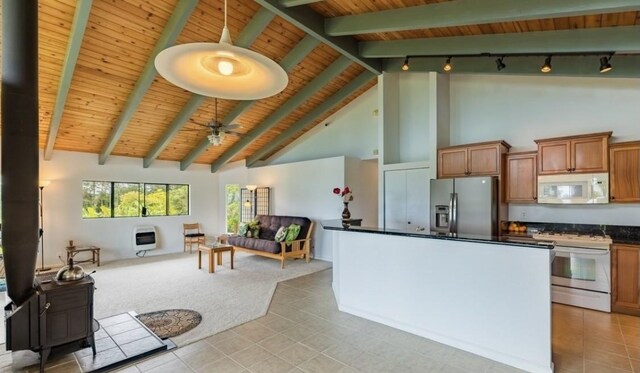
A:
[[322, 221, 554, 373]]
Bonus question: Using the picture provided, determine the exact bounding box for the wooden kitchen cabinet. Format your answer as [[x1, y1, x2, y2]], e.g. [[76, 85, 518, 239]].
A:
[[535, 132, 611, 175], [610, 141, 640, 203], [505, 151, 537, 203], [437, 141, 511, 178], [612, 244, 640, 316]]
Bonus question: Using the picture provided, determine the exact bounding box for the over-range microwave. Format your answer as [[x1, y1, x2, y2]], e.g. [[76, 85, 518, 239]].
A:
[[537, 173, 609, 204]]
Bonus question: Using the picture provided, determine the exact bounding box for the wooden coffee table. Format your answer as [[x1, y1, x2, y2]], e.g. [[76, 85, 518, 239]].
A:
[[198, 242, 234, 273]]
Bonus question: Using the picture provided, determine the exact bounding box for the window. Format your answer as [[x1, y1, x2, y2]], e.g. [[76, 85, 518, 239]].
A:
[[82, 181, 112, 218], [225, 184, 240, 234], [82, 181, 188, 218], [144, 184, 167, 216], [114, 183, 141, 217]]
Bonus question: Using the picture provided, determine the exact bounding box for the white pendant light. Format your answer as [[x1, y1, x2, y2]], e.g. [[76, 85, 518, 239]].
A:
[[155, 0, 288, 100]]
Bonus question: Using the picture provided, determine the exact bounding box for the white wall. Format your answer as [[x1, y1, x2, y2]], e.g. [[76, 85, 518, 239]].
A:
[[268, 87, 378, 165], [40, 151, 219, 266], [449, 74, 640, 225], [345, 158, 378, 227]]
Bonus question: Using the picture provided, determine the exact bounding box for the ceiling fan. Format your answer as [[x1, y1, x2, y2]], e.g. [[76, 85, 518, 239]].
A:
[[186, 98, 241, 146]]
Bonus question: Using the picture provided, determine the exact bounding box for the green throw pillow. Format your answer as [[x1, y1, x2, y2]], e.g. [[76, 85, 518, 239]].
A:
[[285, 223, 301, 243], [274, 226, 288, 242], [251, 227, 260, 238], [238, 222, 249, 236]]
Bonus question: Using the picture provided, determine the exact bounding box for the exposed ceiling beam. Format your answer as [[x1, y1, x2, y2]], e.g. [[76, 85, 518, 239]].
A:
[[246, 71, 376, 166], [180, 35, 320, 170], [384, 55, 640, 77], [282, 0, 324, 6], [97, 0, 198, 165], [326, 0, 640, 36], [43, 0, 94, 161], [210, 56, 353, 173], [360, 26, 640, 58], [254, 0, 381, 74], [142, 8, 275, 168]]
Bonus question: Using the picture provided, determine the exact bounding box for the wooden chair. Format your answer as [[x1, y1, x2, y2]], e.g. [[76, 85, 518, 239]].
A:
[[183, 223, 205, 253]]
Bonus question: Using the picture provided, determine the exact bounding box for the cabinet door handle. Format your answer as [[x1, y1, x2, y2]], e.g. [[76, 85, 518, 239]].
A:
[[566, 168, 571, 171], [533, 196, 537, 200], [611, 196, 615, 200]]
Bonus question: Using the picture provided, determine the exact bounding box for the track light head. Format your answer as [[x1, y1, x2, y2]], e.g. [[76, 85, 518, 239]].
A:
[[599, 56, 612, 73], [496, 57, 506, 71], [443, 57, 452, 72], [402, 57, 410, 71], [540, 55, 552, 73]]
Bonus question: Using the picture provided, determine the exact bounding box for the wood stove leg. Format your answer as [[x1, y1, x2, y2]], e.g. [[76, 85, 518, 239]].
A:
[[40, 348, 51, 373], [90, 333, 96, 356]]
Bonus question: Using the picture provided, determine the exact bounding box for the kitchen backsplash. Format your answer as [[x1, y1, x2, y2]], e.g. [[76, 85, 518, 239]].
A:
[[502, 221, 640, 244]]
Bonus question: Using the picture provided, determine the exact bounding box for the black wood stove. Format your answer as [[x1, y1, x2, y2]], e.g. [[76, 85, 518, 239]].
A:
[[5, 275, 97, 372]]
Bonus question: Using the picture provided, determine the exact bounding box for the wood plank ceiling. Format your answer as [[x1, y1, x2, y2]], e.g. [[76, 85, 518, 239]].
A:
[[2, 0, 639, 170]]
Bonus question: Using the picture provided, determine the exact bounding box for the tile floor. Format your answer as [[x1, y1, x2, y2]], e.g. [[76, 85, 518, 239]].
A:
[[3, 268, 640, 373]]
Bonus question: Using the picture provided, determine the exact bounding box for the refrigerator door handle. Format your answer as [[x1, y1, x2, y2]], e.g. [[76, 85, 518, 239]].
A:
[[448, 193, 454, 233], [451, 193, 458, 234]]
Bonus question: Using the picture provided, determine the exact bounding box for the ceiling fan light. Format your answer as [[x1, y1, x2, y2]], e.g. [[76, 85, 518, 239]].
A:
[[599, 56, 612, 73]]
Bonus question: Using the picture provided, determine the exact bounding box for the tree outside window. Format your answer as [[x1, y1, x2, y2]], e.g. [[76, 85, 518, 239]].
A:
[[225, 184, 240, 233]]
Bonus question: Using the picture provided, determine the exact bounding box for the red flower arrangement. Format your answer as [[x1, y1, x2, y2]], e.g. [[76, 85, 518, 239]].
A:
[[333, 186, 353, 202]]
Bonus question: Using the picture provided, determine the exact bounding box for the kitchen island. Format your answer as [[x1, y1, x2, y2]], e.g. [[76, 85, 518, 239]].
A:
[[322, 220, 554, 373]]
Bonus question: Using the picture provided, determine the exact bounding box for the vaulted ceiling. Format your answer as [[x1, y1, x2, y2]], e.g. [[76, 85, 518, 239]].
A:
[[2, 1, 639, 171]]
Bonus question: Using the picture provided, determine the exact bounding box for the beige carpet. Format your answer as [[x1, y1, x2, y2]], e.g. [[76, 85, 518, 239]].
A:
[[88, 252, 331, 346]]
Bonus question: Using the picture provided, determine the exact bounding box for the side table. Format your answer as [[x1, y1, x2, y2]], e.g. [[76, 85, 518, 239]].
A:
[[198, 242, 234, 273], [66, 246, 101, 266]]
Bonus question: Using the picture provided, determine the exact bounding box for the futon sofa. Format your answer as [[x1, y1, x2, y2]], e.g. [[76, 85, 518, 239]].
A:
[[227, 215, 314, 268]]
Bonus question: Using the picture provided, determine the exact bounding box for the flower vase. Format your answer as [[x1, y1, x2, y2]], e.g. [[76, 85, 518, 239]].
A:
[[341, 202, 351, 220]]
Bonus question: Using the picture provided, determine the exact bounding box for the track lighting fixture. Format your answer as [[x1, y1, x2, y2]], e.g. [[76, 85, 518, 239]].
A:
[[599, 55, 612, 73], [402, 57, 410, 71], [495, 57, 506, 71], [443, 57, 452, 72], [540, 56, 552, 73]]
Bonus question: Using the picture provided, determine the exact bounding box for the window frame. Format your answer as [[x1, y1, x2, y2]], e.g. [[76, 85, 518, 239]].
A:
[[82, 180, 189, 219]]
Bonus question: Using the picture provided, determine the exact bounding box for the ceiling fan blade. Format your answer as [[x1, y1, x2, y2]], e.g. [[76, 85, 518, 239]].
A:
[[223, 123, 241, 130]]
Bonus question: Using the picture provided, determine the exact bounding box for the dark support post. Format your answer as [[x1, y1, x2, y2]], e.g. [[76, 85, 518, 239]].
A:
[[2, 0, 40, 305]]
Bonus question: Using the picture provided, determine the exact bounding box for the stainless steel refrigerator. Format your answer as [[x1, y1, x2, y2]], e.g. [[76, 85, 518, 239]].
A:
[[430, 176, 499, 236]]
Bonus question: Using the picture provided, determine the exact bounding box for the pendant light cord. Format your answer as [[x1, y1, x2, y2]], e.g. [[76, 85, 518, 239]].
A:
[[224, 0, 227, 28]]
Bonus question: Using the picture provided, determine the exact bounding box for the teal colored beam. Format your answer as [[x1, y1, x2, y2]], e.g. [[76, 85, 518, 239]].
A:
[[43, 0, 94, 161], [210, 56, 353, 173], [180, 35, 320, 170], [326, 0, 640, 36], [282, 0, 325, 6], [383, 55, 640, 78], [143, 95, 206, 168], [142, 8, 275, 168], [254, 0, 381, 74], [360, 26, 640, 58], [246, 71, 375, 166], [98, 0, 198, 165]]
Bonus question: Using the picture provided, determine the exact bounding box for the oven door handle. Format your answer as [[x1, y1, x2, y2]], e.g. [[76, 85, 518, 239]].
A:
[[553, 247, 610, 255]]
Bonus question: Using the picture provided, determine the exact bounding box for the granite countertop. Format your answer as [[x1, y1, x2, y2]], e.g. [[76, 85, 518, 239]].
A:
[[321, 220, 554, 250]]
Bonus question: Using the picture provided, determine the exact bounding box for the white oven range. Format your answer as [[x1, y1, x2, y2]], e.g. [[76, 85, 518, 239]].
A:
[[533, 232, 612, 312]]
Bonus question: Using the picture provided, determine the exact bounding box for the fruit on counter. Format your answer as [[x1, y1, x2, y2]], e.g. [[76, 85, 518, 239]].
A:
[[507, 222, 528, 232], [519, 225, 527, 232], [509, 222, 518, 232]]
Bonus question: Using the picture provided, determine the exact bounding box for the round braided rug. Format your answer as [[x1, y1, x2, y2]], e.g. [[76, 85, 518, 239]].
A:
[[136, 309, 202, 339]]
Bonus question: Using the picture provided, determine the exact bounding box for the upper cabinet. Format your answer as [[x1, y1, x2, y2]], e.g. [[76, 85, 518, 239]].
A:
[[505, 152, 537, 203], [610, 141, 640, 203], [438, 141, 511, 178], [535, 132, 611, 175]]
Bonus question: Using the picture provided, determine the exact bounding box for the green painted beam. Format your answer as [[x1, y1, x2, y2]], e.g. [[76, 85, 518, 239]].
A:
[[254, 0, 381, 74], [142, 8, 275, 168], [43, 0, 93, 161], [383, 55, 640, 78], [246, 71, 375, 166], [282, 0, 324, 6], [210, 56, 353, 173], [179, 35, 320, 170], [360, 26, 640, 58], [97, 0, 198, 165], [326, 0, 640, 36], [143, 95, 206, 168]]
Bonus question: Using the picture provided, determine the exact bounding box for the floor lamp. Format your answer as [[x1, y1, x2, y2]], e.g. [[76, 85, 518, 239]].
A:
[[38, 180, 51, 272]]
